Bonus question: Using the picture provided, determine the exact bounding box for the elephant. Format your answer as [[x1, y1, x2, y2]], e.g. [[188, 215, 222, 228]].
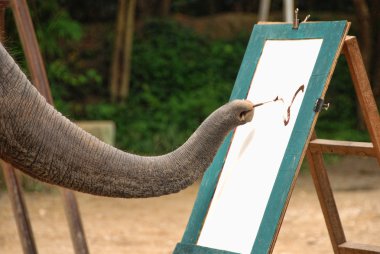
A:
[[0, 43, 254, 198]]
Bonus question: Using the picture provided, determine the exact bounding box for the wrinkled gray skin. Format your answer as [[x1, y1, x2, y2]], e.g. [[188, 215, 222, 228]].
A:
[[0, 44, 254, 198]]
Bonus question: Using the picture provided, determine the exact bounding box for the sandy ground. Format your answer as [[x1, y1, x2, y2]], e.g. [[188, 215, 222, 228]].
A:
[[1, 155, 379, 254]]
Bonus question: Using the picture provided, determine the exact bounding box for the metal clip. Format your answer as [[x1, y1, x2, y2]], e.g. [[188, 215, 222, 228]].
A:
[[303, 14, 311, 23], [293, 8, 299, 29]]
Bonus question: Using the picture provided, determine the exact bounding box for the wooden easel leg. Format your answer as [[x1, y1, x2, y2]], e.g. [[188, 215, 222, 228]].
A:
[[306, 133, 346, 254], [308, 36, 380, 254], [61, 190, 89, 254], [2, 1, 89, 253], [10, 0, 53, 101], [343, 36, 380, 163], [2, 162, 38, 254], [1, 2, 37, 253], [0, 0, 6, 41]]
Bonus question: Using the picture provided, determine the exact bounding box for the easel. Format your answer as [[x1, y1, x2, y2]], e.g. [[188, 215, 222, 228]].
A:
[[175, 20, 380, 253], [306, 36, 380, 253], [0, 0, 89, 253]]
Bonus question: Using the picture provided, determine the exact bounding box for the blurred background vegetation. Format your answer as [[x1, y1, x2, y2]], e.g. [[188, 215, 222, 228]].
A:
[[2, 0, 379, 159]]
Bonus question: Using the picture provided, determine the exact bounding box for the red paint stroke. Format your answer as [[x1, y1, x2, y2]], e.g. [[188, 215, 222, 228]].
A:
[[283, 85, 305, 126]]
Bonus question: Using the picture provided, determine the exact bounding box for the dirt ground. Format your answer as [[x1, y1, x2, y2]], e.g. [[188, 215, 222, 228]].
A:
[[1, 155, 379, 254]]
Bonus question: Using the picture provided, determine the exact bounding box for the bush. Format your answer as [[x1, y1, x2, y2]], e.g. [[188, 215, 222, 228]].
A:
[[316, 57, 369, 141], [56, 19, 368, 154], [69, 20, 249, 154], [5, 9, 366, 155]]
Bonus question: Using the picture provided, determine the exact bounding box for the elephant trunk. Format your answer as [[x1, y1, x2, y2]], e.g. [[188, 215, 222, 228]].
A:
[[0, 44, 254, 198]]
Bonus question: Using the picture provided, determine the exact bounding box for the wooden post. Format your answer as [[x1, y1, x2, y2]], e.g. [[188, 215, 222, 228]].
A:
[[6, 0, 89, 253], [9, 0, 53, 102], [1, 2, 38, 253], [283, 0, 293, 22], [119, 0, 136, 99], [62, 190, 89, 254], [110, 0, 126, 102], [2, 162, 38, 254], [258, 0, 271, 21], [110, 0, 136, 101], [0, 0, 7, 41]]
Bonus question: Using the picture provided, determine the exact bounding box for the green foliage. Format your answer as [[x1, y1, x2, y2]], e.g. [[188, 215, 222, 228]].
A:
[[68, 20, 248, 154], [4, 5, 366, 155], [316, 57, 369, 141], [53, 19, 366, 155], [35, 11, 82, 57], [5, 1, 104, 105], [33, 3, 105, 103], [130, 20, 241, 100], [48, 60, 103, 101]]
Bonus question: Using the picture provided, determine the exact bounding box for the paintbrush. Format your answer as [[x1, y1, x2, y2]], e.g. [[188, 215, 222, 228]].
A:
[[252, 96, 282, 108]]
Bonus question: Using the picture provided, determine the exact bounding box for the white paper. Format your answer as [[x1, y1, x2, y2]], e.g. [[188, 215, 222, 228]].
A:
[[197, 39, 323, 253]]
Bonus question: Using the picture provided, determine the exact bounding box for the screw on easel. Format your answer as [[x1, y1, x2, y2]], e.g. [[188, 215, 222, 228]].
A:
[[321, 102, 330, 111], [314, 98, 330, 112]]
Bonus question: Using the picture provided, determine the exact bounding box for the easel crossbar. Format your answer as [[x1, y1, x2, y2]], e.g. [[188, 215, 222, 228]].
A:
[[339, 242, 380, 254], [309, 139, 375, 156]]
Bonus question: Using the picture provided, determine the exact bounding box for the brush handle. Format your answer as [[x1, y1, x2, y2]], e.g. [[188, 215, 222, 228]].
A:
[[252, 102, 265, 108]]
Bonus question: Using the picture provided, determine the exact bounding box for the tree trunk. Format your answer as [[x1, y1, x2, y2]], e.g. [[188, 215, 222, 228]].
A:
[[137, 0, 156, 20], [352, 0, 373, 129], [352, 0, 372, 70], [110, 0, 126, 101], [160, 0, 171, 17], [258, 0, 271, 21], [283, 0, 294, 23], [119, 0, 136, 100], [369, 0, 380, 101], [372, 36, 380, 101], [208, 0, 217, 14], [110, 0, 136, 102]]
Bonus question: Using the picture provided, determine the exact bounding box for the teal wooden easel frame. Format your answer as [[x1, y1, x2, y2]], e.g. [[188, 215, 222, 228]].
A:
[[174, 21, 349, 254]]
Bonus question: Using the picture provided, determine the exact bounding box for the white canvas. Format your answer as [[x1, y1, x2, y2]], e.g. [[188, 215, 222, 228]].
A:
[[197, 39, 323, 254]]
